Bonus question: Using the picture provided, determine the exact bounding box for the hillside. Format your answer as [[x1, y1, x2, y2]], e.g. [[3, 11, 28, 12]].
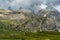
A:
[[0, 9, 60, 32], [0, 20, 60, 40], [0, 9, 60, 39]]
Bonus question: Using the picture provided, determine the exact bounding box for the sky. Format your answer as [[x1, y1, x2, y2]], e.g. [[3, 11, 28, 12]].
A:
[[0, 0, 60, 12]]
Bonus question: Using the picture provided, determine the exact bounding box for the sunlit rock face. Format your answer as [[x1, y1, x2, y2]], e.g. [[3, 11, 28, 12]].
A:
[[0, 9, 28, 20]]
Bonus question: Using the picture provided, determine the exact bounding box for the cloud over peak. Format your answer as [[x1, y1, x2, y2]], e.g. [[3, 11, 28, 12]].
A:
[[0, 0, 60, 12]]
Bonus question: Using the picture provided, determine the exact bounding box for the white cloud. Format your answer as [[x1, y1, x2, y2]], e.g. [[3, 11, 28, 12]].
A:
[[10, 0, 31, 7], [54, 5, 60, 12], [10, 0, 23, 6], [40, 4, 47, 9], [0, 0, 60, 12]]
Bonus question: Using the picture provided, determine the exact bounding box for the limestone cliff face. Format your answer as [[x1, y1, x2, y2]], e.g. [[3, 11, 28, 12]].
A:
[[0, 9, 28, 20], [0, 9, 60, 32], [38, 8, 60, 31]]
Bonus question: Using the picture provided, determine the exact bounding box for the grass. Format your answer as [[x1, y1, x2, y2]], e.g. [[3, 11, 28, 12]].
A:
[[0, 20, 60, 40], [0, 31, 60, 40]]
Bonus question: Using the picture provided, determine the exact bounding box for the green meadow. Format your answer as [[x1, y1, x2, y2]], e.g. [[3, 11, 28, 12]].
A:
[[0, 20, 60, 40]]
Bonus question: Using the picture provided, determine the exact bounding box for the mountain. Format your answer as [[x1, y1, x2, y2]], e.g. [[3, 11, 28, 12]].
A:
[[38, 6, 60, 31], [0, 6, 60, 32]]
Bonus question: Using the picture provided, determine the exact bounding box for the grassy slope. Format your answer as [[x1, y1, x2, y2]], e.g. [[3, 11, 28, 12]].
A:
[[0, 31, 60, 40], [0, 20, 60, 40]]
